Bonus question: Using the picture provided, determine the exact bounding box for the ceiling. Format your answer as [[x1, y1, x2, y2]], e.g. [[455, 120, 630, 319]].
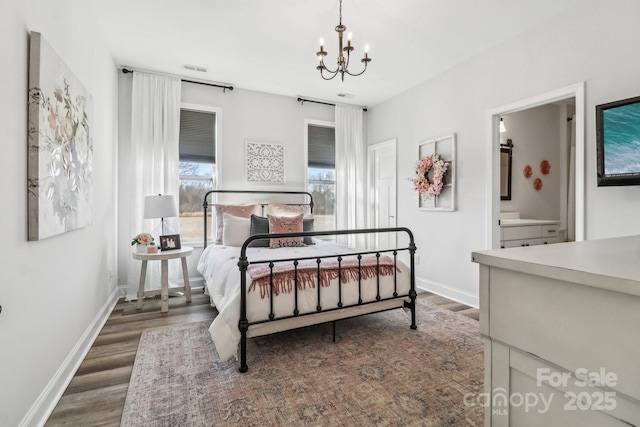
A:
[[89, 0, 581, 107]]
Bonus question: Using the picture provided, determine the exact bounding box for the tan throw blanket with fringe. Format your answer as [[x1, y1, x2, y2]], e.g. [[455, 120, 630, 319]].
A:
[[247, 255, 399, 299]]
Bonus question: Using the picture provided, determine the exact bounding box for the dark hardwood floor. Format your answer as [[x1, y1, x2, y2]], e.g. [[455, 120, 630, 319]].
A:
[[44, 289, 478, 426], [422, 291, 480, 321], [45, 290, 216, 427]]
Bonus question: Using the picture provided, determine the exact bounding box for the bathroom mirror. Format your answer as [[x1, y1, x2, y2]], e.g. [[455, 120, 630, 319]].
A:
[[500, 140, 513, 200]]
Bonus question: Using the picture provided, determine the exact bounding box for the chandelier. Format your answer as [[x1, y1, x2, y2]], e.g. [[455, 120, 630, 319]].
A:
[[316, 0, 371, 81]]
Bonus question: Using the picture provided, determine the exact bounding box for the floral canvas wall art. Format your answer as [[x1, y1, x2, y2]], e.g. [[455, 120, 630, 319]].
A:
[[28, 32, 93, 240], [246, 141, 285, 183]]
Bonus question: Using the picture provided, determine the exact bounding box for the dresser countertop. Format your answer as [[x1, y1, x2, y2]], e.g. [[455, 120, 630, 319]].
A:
[[472, 235, 640, 297], [499, 218, 560, 227]]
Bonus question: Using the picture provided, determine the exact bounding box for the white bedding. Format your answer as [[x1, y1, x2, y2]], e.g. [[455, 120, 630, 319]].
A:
[[197, 240, 411, 361]]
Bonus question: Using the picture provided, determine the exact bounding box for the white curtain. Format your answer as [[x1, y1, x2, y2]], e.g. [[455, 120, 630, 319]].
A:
[[126, 72, 182, 295], [335, 104, 366, 248], [567, 115, 576, 242]]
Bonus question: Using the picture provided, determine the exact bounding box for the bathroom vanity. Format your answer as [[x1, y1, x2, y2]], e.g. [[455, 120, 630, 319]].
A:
[[499, 212, 560, 248]]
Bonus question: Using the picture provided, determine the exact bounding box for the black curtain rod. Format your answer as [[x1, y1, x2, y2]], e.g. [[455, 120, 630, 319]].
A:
[[297, 97, 367, 112], [121, 68, 234, 92]]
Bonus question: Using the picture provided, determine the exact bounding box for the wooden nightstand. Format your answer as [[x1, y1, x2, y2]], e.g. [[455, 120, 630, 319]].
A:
[[132, 246, 193, 313]]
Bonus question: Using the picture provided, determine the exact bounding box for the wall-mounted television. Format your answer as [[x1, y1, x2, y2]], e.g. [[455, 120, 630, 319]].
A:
[[596, 95, 640, 186]]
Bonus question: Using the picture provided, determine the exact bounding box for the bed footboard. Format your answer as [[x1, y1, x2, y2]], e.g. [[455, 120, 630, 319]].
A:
[[237, 227, 417, 373]]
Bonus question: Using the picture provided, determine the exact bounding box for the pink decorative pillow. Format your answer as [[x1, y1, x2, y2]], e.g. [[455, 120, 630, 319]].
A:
[[214, 204, 260, 244], [268, 203, 311, 216], [268, 214, 304, 248]]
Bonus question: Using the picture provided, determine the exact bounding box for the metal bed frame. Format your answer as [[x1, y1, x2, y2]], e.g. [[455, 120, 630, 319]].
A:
[[203, 190, 417, 372]]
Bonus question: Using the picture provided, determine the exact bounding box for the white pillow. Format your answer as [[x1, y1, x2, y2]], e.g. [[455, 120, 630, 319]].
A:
[[267, 203, 312, 216], [222, 213, 251, 246]]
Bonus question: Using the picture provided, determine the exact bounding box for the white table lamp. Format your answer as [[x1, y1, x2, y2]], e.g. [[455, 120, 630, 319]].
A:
[[144, 194, 178, 235]]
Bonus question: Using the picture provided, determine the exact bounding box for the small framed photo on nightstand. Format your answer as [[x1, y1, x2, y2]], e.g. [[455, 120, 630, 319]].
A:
[[159, 234, 181, 251]]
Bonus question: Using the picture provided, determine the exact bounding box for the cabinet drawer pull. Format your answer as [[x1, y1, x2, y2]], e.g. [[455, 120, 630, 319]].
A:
[[547, 229, 556, 233]]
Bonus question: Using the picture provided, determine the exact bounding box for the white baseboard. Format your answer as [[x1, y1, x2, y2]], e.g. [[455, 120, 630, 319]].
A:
[[20, 287, 120, 427], [416, 277, 479, 309]]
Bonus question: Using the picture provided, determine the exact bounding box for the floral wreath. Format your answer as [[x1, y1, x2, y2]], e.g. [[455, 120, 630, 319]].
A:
[[410, 154, 448, 199]]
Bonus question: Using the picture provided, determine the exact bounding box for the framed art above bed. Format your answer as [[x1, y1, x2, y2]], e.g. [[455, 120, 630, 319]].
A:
[[245, 141, 285, 183]]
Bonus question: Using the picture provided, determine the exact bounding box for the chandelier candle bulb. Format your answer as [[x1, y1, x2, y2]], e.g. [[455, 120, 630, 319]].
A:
[[317, 42, 327, 63]]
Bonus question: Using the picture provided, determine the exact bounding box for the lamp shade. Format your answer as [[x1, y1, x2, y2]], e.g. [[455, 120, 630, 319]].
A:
[[144, 195, 178, 219]]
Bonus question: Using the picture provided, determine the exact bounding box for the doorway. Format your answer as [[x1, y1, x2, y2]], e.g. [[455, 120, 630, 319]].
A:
[[368, 138, 397, 249], [486, 83, 585, 249]]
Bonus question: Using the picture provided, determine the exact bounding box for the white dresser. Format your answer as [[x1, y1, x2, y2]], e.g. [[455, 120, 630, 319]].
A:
[[472, 236, 640, 426]]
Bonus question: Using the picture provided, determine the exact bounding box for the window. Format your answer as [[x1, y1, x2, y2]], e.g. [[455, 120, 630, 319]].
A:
[[178, 107, 217, 242], [307, 123, 336, 231]]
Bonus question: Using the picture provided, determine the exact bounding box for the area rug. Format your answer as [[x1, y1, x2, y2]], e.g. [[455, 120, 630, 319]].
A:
[[121, 299, 483, 426]]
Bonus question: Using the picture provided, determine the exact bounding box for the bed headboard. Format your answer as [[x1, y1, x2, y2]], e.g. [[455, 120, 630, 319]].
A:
[[202, 190, 314, 248]]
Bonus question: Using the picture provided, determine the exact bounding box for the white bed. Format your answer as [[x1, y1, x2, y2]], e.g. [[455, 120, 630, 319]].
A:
[[197, 240, 412, 362], [198, 189, 417, 372]]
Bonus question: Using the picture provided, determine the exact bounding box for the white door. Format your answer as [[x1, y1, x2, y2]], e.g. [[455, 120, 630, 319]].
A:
[[368, 139, 397, 249]]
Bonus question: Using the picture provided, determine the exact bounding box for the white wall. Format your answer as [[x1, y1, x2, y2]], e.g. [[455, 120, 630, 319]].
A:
[[117, 77, 335, 297], [367, 0, 640, 306], [181, 84, 335, 190], [500, 104, 561, 220], [0, 1, 118, 425]]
